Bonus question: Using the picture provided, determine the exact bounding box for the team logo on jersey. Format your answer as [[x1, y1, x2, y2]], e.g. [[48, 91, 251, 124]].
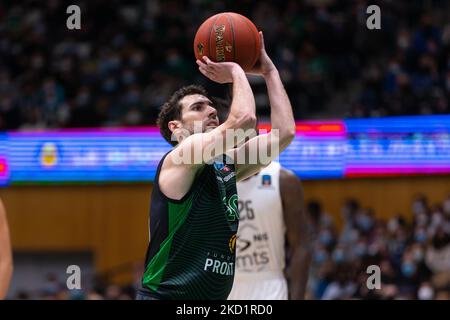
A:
[[214, 159, 232, 173], [235, 224, 271, 272], [261, 174, 272, 187], [229, 234, 237, 253], [204, 252, 234, 276], [237, 236, 251, 252], [224, 194, 239, 222]]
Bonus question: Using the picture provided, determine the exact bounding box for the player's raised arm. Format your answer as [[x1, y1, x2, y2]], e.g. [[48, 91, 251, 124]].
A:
[[235, 32, 296, 181], [181, 57, 257, 160], [158, 59, 256, 200]]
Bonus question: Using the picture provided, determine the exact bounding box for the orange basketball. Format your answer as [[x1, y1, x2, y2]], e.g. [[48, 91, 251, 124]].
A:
[[193, 12, 261, 72]]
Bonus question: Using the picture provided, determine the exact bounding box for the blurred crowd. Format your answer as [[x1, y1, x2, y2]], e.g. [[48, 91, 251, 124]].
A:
[[0, 0, 449, 131], [307, 193, 450, 300], [8, 193, 450, 300], [9, 267, 143, 300]]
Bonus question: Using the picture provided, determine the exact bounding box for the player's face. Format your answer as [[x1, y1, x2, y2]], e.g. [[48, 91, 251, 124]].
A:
[[179, 94, 219, 134]]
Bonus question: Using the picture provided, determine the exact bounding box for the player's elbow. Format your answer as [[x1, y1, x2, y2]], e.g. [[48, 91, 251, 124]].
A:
[[286, 128, 296, 143], [280, 128, 296, 148], [287, 122, 296, 139]]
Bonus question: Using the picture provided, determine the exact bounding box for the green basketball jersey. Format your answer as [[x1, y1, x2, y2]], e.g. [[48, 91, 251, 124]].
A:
[[140, 152, 239, 300]]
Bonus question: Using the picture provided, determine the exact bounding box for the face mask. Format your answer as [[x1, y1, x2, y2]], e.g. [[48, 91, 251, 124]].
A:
[[413, 249, 424, 262], [401, 262, 416, 277], [126, 91, 140, 104], [397, 36, 409, 49], [167, 54, 181, 66], [416, 213, 428, 227], [32, 55, 44, 69], [415, 232, 427, 243], [388, 219, 398, 233], [431, 213, 443, 226], [358, 215, 373, 231], [389, 62, 400, 73], [314, 250, 328, 264], [443, 200, 450, 214], [130, 53, 144, 67], [126, 109, 142, 124], [348, 229, 360, 242], [108, 56, 121, 69], [368, 243, 380, 256], [354, 243, 367, 257], [122, 71, 136, 85], [76, 93, 90, 106], [103, 79, 117, 92], [342, 207, 351, 219], [413, 201, 425, 215], [319, 231, 333, 245], [333, 250, 345, 263], [418, 285, 434, 300], [43, 82, 55, 92]]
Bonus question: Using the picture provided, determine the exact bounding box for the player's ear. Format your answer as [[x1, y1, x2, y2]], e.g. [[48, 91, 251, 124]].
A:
[[168, 120, 182, 133]]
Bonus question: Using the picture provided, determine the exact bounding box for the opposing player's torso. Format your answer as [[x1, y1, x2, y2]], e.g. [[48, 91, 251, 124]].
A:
[[228, 161, 288, 300], [234, 161, 286, 276]]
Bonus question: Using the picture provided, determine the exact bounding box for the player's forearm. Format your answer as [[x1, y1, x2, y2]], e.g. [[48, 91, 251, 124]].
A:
[[0, 260, 13, 299], [289, 245, 312, 300], [0, 235, 13, 299], [0, 201, 13, 299], [226, 68, 256, 131], [264, 70, 296, 149]]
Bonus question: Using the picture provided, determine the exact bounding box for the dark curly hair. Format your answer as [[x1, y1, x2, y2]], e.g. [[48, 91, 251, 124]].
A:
[[157, 85, 210, 146]]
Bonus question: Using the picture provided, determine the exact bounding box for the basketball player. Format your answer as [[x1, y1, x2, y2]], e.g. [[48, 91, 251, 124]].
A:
[[0, 198, 13, 299], [228, 162, 312, 300], [136, 32, 296, 300]]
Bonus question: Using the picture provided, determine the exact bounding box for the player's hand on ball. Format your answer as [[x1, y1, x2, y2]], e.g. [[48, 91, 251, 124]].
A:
[[196, 56, 242, 84], [247, 31, 276, 77]]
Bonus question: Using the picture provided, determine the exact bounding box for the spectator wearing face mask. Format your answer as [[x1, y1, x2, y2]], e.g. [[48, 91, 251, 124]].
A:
[[417, 282, 435, 300], [425, 226, 450, 273], [321, 263, 357, 300]]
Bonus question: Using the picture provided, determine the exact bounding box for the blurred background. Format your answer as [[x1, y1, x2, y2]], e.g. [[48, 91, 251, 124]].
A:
[[1, 0, 450, 300]]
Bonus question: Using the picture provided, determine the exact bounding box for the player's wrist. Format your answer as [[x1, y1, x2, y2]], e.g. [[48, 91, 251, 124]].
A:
[[230, 64, 246, 79], [262, 67, 278, 79]]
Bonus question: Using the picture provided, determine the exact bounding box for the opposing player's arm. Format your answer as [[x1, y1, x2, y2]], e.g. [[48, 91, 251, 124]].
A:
[[0, 199, 13, 299], [160, 59, 256, 200], [280, 169, 312, 300]]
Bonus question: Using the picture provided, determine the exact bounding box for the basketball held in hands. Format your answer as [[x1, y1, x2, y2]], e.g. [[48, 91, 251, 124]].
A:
[[193, 12, 261, 72]]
